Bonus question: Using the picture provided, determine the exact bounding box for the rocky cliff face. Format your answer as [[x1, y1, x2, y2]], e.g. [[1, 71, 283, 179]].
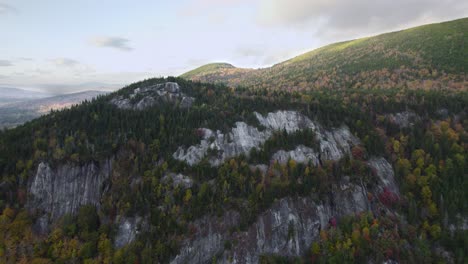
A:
[[171, 211, 241, 264], [28, 160, 112, 230], [368, 157, 399, 194], [171, 152, 396, 263], [25, 108, 398, 261], [254, 111, 317, 133], [174, 110, 359, 166], [173, 122, 271, 166], [110, 82, 195, 110], [170, 177, 374, 264]]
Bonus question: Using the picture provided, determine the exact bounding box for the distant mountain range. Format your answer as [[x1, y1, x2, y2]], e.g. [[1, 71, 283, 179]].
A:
[[0, 87, 53, 106], [0, 90, 107, 128], [181, 18, 467, 91]]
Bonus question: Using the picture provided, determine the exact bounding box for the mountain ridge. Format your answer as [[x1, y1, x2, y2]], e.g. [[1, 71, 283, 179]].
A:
[[0, 90, 107, 128], [181, 17, 468, 91]]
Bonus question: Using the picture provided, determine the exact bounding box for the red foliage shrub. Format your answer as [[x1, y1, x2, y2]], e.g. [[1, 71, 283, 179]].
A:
[[379, 188, 399, 207]]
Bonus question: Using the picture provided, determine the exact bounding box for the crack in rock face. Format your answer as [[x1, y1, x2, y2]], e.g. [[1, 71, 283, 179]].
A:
[[174, 110, 360, 166], [110, 82, 195, 110]]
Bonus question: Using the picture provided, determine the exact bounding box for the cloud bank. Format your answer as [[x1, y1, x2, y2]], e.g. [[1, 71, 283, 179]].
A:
[[257, 0, 468, 38]]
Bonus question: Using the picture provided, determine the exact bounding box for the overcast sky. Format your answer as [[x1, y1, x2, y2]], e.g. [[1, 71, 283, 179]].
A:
[[0, 0, 467, 93]]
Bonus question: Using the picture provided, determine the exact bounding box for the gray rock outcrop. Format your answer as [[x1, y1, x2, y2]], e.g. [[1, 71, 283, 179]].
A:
[[174, 110, 360, 166], [110, 82, 195, 110], [114, 216, 146, 248], [171, 211, 241, 264], [173, 122, 271, 166], [28, 160, 112, 224], [272, 145, 320, 165], [387, 111, 420, 128], [170, 154, 399, 263], [162, 173, 193, 189], [368, 157, 399, 194], [170, 180, 370, 264], [255, 111, 317, 133]]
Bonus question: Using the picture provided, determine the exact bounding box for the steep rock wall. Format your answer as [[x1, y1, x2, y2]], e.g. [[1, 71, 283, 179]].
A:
[[28, 160, 112, 223], [171, 155, 397, 263], [171, 181, 369, 264]]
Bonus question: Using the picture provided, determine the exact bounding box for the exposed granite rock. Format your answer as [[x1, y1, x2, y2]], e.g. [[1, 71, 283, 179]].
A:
[[171, 180, 369, 264], [170, 155, 401, 264], [114, 216, 146, 248], [28, 160, 112, 222], [333, 181, 369, 216], [387, 111, 420, 128], [271, 127, 360, 165], [318, 126, 360, 161], [180, 96, 195, 108], [368, 157, 399, 194], [226, 197, 323, 263], [173, 122, 271, 166], [170, 211, 240, 264], [254, 111, 317, 133], [110, 82, 194, 110], [174, 110, 359, 166], [162, 173, 193, 189], [272, 145, 319, 165]]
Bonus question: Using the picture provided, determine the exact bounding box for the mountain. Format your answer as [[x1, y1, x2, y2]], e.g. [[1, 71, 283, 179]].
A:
[[182, 17, 468, 90], [0, 90, 107, 128], [0, 87, 52, 106], [0, 75, 466, 263]]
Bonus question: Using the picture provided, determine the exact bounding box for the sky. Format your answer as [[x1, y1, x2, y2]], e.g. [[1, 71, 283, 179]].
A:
[[0, 0, 467, 94]]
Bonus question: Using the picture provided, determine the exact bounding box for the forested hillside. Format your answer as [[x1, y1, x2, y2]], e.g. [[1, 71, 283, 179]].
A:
[[0, 75, 466, 263], [182, 18, 467, 91]]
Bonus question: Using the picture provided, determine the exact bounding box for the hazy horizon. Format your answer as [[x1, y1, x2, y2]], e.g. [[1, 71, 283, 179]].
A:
[[1, 0, 467, 93]]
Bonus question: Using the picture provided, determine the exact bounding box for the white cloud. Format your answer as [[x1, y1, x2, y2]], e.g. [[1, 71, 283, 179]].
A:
[[257, 0, 468, 39], [0, 3, 17, 15], [0, 60, 13, 66], [52, 58, 80, 67], [90, 36, 133, 51]]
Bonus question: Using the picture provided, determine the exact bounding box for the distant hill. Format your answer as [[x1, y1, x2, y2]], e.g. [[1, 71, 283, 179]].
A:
[[0, 90, 107, 128], [181, 63, 236, 77], [0, 87, 52, 106], [181, 17, 468, 91]]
